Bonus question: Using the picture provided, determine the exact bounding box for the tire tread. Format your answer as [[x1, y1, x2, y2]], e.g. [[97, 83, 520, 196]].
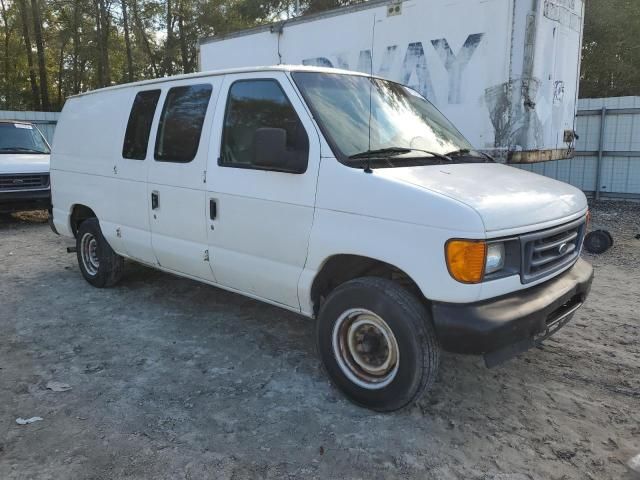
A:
[[317, 276, 440, 412], [76, 218, 124, 288]]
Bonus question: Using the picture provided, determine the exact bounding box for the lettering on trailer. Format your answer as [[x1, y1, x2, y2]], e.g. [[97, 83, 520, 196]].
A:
[[302, 34, 485, 105]]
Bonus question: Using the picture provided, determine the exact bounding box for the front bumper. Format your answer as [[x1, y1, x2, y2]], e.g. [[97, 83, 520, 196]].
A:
[[431, 258, 594, 367], [0, 188, 51, 213]]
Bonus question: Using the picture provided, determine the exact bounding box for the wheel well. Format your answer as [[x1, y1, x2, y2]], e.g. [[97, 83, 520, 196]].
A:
[[310, 254, 424, 316], [70, 204, 96, 237]]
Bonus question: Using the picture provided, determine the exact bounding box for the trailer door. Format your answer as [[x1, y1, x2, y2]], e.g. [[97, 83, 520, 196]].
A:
[[533, 0, 585, 153]]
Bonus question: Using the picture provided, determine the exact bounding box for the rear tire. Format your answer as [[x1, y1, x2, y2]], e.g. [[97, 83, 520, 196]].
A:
[[316, 277, 440, 412], [76, 218, 124, 288]]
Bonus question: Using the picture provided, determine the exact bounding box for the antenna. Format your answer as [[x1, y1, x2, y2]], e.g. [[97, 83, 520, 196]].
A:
[[365, 13, 376, 174], [270, 22, 285, 65]]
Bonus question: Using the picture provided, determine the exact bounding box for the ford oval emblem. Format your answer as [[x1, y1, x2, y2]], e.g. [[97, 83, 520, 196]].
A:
[[12, 179, 24, 185], [558, 242, 569, 255]]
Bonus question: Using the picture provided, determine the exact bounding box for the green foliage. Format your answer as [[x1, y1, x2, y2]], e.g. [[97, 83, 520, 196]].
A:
[[580, 0, 640, 98], [0, 0, 636, 111]]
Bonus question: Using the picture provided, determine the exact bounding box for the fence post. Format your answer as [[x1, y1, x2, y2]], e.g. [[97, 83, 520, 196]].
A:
[[595, 106, 607, 200]]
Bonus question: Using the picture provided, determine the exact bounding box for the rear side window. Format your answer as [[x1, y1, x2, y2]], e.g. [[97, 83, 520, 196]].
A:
[[220, 79, 309, 173], [154, 84, 212, 163], [122, 90, 160, 160]]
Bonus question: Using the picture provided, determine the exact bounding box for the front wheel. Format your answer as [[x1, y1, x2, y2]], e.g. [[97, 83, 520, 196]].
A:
[[316, 277, 440, 412], [76, 218, 124, 288]]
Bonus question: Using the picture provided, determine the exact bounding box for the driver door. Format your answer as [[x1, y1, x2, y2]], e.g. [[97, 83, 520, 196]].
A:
[[206, 72, 321, 309]]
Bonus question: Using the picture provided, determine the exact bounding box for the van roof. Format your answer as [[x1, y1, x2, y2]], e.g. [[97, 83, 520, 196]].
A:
[[68, 65, 372, 99]]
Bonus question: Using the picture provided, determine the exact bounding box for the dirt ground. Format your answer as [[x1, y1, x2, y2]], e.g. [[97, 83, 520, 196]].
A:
[[1, 201, 639, 480]]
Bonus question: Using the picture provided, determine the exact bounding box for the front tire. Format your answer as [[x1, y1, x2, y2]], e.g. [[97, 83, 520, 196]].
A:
[[317, 277, 440, 412], [76, 218, 124, 288]]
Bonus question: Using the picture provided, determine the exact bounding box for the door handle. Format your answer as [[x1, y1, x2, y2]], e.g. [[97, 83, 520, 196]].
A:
[[151, 191, 159, 210], [209, 199, 217, 220]]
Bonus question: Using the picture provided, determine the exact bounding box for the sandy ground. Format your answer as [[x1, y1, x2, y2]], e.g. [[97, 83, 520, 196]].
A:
[[0, 202, 639, 480]]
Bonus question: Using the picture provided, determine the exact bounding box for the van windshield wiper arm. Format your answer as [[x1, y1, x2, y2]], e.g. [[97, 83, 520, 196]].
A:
[[0, 147, 48, 154], [347, 147, 452, 163], [445, 148, 494, 163], [348, 147, 412, 159]]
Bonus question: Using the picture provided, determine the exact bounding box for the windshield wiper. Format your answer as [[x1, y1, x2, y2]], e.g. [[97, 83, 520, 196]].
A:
[[0, 147, 48, 154], [445, 148, 494, 163], [348, 147, 452, 163], [348, 147, 413, 159]]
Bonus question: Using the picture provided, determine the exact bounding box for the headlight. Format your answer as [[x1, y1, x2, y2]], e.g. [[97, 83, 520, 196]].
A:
[[485, 242, 505, 275], [445, 240, 507, 284]]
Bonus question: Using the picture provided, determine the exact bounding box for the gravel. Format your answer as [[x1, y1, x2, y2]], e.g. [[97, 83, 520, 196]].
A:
[[584, 199, 640, 268]]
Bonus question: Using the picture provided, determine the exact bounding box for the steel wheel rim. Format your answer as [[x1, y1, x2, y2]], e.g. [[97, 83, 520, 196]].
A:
[[332, 308, 399, 390], [80, 232, 99, 276]]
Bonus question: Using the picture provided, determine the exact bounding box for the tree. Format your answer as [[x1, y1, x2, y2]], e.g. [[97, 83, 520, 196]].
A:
[[163, 0, 174, 75], [580, 0, 640, 97], [121, 0, 134, 82], [131, 0, 159, 77], [71, 0, 82, 94], [177, 0, 189, 73], [30, 0, 50, 110], [16, 0, 40, 109], [0, 0, 11, 105]]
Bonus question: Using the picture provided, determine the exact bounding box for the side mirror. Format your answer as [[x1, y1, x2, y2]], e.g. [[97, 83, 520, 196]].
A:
[[253, 128, 288, 169]]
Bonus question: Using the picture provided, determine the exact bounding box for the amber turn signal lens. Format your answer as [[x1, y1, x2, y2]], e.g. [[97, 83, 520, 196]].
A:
[[445, 240, 487, 284]]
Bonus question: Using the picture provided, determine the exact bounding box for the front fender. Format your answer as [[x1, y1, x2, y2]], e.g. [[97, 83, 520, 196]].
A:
[[298, 208, 488, 316]]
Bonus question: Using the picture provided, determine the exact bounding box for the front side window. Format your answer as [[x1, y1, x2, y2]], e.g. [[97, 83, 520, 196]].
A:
[[0, 122, 50, 154], [220, 79, 309, 173], [154, 84, 212, 163], [123, 89, 161, 160], [292, 72, 478, 168]]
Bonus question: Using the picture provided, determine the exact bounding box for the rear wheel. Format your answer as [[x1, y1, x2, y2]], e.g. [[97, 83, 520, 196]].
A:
[[317, 277, 440, 412], [76, 218, 123, 288]]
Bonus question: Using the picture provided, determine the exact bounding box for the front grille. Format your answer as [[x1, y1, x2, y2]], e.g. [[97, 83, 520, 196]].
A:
[[520, 217, 586, 284], [0, 173, 49, 190]]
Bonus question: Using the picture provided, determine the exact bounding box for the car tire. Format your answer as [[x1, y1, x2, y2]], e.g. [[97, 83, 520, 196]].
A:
[[316, 276, 440, 412], [76, 218, 124, 288], [584, 229, 613, 254]]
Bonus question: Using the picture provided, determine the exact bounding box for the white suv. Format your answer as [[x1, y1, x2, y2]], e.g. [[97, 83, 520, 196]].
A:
[[0, 120, 51, 213], [50, 66, 593, 411]]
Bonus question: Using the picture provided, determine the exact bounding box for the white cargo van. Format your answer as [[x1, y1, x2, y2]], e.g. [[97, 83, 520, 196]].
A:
[[50, 66, 593, 411]]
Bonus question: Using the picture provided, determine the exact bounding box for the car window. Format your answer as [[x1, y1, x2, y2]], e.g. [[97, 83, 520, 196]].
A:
[[220, 79, 309, 173], [154, 84, 212, 163], [122, 90, 161, 160], [0, 123, 50, 154]]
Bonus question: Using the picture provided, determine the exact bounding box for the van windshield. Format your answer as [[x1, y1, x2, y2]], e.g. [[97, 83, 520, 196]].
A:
[[292, 72, 480, 167], [0, 123, 50, 154]]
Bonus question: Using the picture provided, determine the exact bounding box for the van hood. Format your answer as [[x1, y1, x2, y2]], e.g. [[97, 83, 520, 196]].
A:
[[0, 153, 50, 174], [378, 163, 587, 232]]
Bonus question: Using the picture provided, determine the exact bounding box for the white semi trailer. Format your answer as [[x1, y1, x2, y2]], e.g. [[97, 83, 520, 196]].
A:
[[199, 0, 585, 163]]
